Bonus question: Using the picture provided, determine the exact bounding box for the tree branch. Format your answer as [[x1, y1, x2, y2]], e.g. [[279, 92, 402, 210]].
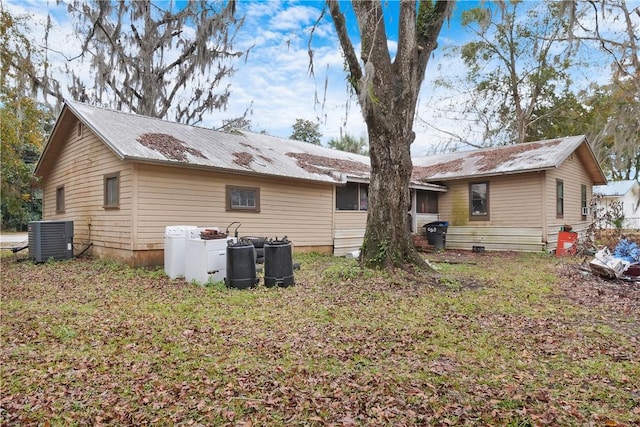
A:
[[326, 0, 362, 94]]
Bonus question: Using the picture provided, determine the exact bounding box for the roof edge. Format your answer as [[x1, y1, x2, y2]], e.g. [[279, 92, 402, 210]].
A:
[[65, 101, 126, 161], [128, 157, 342, 186], [34, 104, 69, 177]]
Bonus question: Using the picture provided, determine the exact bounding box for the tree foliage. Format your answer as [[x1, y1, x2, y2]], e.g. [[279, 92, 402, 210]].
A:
[[526, 90, 593, 141], [328, 133, 368, 155], [0, 7, 53, 230], [569, 0, 639, 181], [584, 80, 639, 180], [438, 1, 575, 146], [0, 6, 61, 102], [0, 94, 52, 230], [65, 0, 246, 125], [524, 82, 637, 179], [327, 0, 453, 269], [289, 118, 322, 145]]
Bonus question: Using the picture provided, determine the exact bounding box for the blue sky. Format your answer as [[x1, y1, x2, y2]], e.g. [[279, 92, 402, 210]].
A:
[[4, 0, 630, 154]]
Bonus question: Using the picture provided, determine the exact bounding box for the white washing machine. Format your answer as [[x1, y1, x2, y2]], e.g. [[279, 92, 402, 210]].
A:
[[184, 228, 236, 285], [164, 225, 198, 279]]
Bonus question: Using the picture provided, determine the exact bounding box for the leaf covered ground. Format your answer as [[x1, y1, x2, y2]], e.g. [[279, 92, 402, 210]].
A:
[[1, 251, 639, 426]]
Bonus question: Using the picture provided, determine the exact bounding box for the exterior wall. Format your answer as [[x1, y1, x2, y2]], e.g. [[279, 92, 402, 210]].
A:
[[41, 119, 134, 259], [41, 119, 335, 267], [594, 193, 640, 229], [41, 114, 605, 262], [436, 172, 546, 251], [544, 153, 595, 246], [621, 186, 640, 229], [333, 211, 367, 256], [134, 163, 335, 264]]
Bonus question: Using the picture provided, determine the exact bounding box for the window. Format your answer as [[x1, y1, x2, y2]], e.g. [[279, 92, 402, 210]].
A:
[[104, 172, 120, 209], [416, 190, 438, 214], [581, 184, 587, 219], [469, 182, 489, 220], [56, 186, 65, 213], [556, 179, 564, 218], [336, 182, 368, 210], [359, 185, 368, 211], [226, 186, 260, 212]]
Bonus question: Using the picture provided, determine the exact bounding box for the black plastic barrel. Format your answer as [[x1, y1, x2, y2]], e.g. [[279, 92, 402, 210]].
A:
[[226, 240, 258, 289], [264, 237, 294, 288], [424, 221, 449, 250]]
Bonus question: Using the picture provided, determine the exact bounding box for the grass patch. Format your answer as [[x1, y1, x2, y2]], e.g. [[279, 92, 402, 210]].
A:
[[1, 250, 638, 425]]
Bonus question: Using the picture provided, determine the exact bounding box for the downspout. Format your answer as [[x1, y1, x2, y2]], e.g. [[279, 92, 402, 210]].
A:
[[410, 189, 417, 233], [331, 181, 337, 253], [540, 171, 548, 250], [131, 163, 138, 252]]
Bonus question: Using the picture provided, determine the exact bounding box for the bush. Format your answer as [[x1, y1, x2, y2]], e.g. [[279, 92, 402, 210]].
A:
[[595, 229, 640, 251]]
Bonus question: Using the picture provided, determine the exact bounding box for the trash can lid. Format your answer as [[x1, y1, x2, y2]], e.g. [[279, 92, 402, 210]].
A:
[[228, 239, 255, 247], [424, 221, 449, 227]]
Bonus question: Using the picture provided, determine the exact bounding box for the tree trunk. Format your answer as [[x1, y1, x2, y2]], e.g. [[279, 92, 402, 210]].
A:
[[362, 123, 423, 268], [327, 0, 453, 269]]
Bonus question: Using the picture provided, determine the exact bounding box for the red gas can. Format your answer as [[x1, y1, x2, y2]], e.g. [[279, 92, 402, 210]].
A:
[[556, 231, 578, 257]]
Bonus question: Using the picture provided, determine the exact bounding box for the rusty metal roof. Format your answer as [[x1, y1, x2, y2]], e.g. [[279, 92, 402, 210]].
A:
[[58, 100, 375, 185], [412, 135, 607, 185], [37, 102, 605, 189]]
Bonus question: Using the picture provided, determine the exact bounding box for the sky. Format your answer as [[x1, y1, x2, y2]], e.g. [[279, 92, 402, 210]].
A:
[[3, 0, 634, 155]]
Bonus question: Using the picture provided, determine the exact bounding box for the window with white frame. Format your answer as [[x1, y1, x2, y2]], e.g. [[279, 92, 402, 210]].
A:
[[226, 185, 260, 212], [416, 190, 438, 214], [336, 182, 368, 211]]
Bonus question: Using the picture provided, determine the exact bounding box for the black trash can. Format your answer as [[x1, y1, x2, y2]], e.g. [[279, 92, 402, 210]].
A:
[[241, 236, 266, 264], [226, 240, 258, 289], [424, 221, 449, 250], [264, 237, 294, 288]]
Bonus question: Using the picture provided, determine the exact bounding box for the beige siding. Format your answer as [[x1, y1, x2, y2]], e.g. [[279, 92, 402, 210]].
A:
[[333, 211, 367, 255], [438, 172, 545, 227], [446, 226, 544, 252], [41, 120, 133, 253], [134, 164, 334, 250], [334, 211, 367, 230], [544, 153, 595, 245], [436, 172, 546, 250]]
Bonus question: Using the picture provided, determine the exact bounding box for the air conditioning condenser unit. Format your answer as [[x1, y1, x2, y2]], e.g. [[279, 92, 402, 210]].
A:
[[28, 220, 74, 262]]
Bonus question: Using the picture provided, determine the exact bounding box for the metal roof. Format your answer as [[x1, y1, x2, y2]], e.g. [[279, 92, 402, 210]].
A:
[[412, 135, 605, 183], [63, 101, 374, 185], [593, 180, 639, 197], [37, 102, 605, 190]]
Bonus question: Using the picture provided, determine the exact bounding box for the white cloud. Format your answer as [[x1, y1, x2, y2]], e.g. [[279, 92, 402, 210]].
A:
[[5, 0, 624, 156], [268, 5, 320, 31]]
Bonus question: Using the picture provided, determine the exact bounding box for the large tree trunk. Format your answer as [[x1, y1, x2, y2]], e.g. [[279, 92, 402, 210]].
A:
[[363, 122, 421, 268], [328, 0, 453, 269]]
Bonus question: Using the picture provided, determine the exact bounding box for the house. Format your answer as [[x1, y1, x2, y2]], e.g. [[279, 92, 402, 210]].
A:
[[593, 180, 640, 229], [35, 101, 607, 266], [34, 101, 445, 266], [412, 136, 607, 251]]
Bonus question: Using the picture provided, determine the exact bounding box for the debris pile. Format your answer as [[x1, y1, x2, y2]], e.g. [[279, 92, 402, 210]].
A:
[[589, 239, 640, 281], [200, 229, 228, 240]]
